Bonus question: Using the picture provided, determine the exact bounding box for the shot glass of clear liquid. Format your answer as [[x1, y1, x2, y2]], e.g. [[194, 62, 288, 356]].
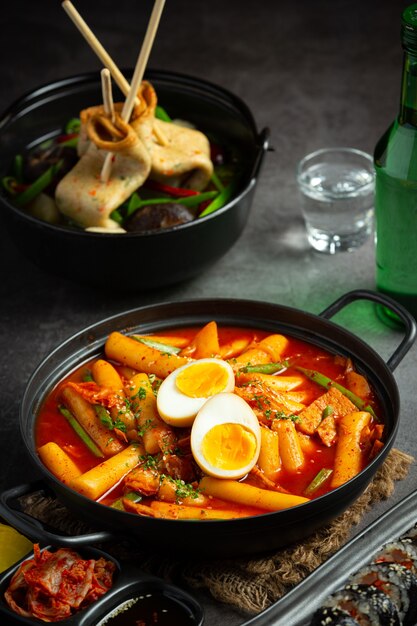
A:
[[296, 147, 375, 254]]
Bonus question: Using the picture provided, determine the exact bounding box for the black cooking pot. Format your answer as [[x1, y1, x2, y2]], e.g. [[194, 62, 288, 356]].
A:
[[0, 69, 268, 291], [1, 290, 416, 559]]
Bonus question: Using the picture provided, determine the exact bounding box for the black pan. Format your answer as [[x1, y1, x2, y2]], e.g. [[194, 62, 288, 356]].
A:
[[2, 289, 416, 559], [0, 69, 268, 291]]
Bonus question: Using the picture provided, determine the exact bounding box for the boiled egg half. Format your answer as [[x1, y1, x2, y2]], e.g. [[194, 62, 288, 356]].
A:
[[157, 358, 235, 427], [190, 392, 261, 479]]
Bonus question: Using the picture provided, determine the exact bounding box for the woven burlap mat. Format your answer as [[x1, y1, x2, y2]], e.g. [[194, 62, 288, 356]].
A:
[[19, 448, 414, 616]]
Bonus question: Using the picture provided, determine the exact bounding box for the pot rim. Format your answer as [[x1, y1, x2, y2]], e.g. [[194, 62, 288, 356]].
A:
[[19, 294, 403, 528]]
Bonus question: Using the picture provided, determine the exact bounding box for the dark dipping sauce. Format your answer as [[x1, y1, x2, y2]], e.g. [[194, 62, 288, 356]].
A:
[[99, 591, 199, 625]]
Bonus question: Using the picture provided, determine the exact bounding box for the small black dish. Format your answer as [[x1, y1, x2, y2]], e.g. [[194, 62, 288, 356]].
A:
[[0, 543, 204, 626]]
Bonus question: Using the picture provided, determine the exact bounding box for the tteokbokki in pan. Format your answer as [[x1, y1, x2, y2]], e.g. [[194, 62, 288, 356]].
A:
[[36, 321, 384, 520]]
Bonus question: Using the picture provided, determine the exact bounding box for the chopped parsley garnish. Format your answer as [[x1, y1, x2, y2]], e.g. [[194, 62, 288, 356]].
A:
[[113, 419, 127, 433], [161, 475, 200, 501], [137, 418, 153, 437], [265, 409, 300, 422], [139, 454, 159, 469], [131, 386, 147, 401]]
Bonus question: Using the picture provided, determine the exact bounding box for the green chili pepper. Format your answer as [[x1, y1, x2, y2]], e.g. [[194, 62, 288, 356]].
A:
[[123, 190, 219, 220], [59, 405, 104, 458], [296, 367, 378, 420], [304, 468, 333, 496], [110, 207, 124, 224], [199, 182, 236, 217], [239, 360, 290, 375], [155, 106, 172, 123], [132, 336, 181, 355], [14, 160, 64, 207], [65, 118, 81, 134], [173, 190, 218, 206], [13, 155, 24, 183], [211, 170, 225, 192], [1, 176, 20, 195], [59, 137, 78, 148]]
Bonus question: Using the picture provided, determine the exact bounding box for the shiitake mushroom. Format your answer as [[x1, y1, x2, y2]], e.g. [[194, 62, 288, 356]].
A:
[[125, 203, 195, 232], [23, 143, 78, 188]]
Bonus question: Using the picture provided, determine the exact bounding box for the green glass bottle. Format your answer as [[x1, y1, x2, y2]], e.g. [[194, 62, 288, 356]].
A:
[[374, 4, 417, 320]]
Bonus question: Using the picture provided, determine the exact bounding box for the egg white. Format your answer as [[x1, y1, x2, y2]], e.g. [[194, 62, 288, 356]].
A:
[[190, 392, 261, 479], [156, 358, 235, 427]]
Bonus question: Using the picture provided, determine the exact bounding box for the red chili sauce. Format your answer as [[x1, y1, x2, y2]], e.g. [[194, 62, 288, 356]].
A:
[[35, 325, 383, 517]]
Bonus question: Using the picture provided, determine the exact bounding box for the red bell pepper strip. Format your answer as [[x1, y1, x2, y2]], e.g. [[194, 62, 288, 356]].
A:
[[56, 132, 79, 144], [2, 177, 29, 195], [144, 179, 200, 197]]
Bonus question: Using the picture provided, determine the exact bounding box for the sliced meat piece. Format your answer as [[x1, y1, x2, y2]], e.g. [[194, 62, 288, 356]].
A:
[[297, 387, 357, 435], [316, 415, 337, 447]]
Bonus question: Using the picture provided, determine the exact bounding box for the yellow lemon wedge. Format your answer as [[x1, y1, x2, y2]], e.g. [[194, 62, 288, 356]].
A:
[[0, 523, 33, 573]]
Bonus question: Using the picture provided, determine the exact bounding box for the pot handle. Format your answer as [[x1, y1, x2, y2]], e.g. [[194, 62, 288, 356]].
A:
[[250, 127, 270, 181], [319, 289, 417, 372], [0, 481, 116, 547]]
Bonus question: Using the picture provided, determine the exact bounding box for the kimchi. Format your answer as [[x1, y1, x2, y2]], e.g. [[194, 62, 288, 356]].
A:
[[4, 544, 115, 622]]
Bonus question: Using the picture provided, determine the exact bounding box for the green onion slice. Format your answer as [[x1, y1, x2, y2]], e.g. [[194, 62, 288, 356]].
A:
[[304, 468, 333, 496], [111, 491, 142, 510], [132, 336, 181, 355], [296, 367, 378, 420], [239, 360, 290, 375], [59, 405, 104, 458]]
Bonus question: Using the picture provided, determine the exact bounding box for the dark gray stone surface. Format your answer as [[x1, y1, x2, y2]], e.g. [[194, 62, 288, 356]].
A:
[[1, 1, 416, 624]]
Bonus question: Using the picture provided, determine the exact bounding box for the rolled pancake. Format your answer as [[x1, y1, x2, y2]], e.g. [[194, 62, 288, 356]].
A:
[[131, 82, 213, 190], [55, 112, 151, 229], [56, 81, 212, 229], [147, 118, 213, 190]]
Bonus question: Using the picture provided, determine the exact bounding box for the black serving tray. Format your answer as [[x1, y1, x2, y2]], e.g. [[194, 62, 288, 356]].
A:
[[245, 488, 417, 625]]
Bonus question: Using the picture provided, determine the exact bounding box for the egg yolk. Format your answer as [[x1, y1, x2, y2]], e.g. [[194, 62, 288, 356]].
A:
[[201, 423, 257, 470], [176, 362, 230, 398]]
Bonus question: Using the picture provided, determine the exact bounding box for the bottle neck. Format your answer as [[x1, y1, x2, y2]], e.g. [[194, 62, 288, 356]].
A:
[[399, 48, 417, 125]]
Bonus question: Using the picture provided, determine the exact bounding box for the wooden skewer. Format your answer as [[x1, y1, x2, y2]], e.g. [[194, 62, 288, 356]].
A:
[[104, 67, 168, 156], [120, 0, 166, 124], [101, 0, 166, 181], [100, 69, 116, 183], [63, 2, 168, 148], [101, 68, 115, 121], [62, 0, 139, 105]]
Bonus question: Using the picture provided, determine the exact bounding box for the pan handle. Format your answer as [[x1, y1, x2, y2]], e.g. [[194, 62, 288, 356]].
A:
[[319, 289, 417, 372], [0, 481, 116, 547], [249, 127, 270, 181]]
